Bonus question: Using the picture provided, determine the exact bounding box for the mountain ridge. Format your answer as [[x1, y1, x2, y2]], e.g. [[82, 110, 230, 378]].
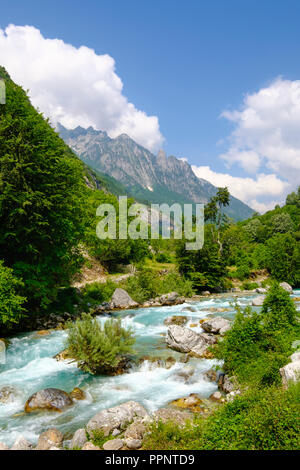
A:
[[58, 123, 254, 220]]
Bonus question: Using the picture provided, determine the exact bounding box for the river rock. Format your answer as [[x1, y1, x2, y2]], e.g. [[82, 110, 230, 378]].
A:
[[0, 442, 9, 450], [280, 282, 293, 293], [109, 288, 138, 309], [36, 428, 63, 450], [256, 287, 268, 294], [165, 325, 214, 357], [25, 388, 73, 413], [203, 368, 218, 382], [69, 428, 87, 449], [125, 438, 142, 449], [170, 393, 203, 412], [11, 436, 33, 450], [87, 401, 149, 437], [209, 391, 224, 402], [164, 315, 188, 326], [252, 295, 265, 306], [291, 352, 300, 362], [280, 361, 300, 387], [201, 317, 231, 335], [0, 386, 18, 403], [218, 375, 237, 394], [81, 442, 101, 450], [70, 387, 86, 400], [159, 292, 180, 305], [103, 438, 124, 450], [124, 420, 147, 441]]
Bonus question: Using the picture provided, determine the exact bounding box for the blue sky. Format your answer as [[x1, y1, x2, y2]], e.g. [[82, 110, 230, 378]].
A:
[[1, 0, 300, 211]]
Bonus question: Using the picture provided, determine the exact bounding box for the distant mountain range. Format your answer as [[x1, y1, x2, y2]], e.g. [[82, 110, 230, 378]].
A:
[[58, 123, 254, 221]]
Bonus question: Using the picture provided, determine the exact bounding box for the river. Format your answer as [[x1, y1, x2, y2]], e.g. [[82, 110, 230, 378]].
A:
[[0, 289, 299, 446]]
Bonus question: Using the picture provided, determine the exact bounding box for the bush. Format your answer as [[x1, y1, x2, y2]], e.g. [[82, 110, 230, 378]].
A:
[[81, 280, 116, 306], [0, 260, 26, 327], [241, 281, 259, 290], [142, 383, 300, 450], [66, 314, 135, 374]]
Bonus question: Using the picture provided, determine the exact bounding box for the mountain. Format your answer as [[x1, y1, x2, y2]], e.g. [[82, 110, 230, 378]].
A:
[[58, 123, 254, 220]]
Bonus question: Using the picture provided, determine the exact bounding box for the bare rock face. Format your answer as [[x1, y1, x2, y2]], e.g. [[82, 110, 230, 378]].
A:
[[252, 295, 265, 306], [69, 428, 88, 449], [102, 438, 124, 450], [87, 401, 149, 437], [109, 288, 138, 309], [24, 388, 73, 413], [280, 361, 300, 387], [201, 317, 231, 335], [279, 282, 293, 293], [11, 436, 33, 450], [36, 428, 63, 450], [165, 325, 214, 357]]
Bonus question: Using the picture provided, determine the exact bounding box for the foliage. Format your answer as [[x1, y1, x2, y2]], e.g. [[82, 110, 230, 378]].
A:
[[143, 383, 300, 450], [0, 68, 87, 310], [81, 280, 116, 307], [0, 260, 26, 327], [66, 313, 135, 375], [266, 233, 300, 286]]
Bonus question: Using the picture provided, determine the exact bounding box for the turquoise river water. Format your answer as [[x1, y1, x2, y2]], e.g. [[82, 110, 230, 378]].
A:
[[0, 289, 299, 446]]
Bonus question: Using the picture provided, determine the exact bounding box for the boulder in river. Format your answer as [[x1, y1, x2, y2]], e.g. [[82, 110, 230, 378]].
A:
[[256, 287, 268, 294], [170, 393, 204, 412], [165, 325, 215, 357], [0, 386, 18, 404], [164, 315, 188, 326], [109, 288, 138, 309], [279, 282, 293, 293], [201, 317, 231, 335], [70, 387, 86, 400], [86, 401, 149, 437], [24, 388, 73, 413], [252, 295, 265, 306], [159, 292, 181, 305]]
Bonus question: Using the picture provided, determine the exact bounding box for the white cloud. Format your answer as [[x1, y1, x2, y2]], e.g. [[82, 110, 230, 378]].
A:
[[192, 165, 289, 212], [0, 24, 164, 151], [220, 78, 300, 185]]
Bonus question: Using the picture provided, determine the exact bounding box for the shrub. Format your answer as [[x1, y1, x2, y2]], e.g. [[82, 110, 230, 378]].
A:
[[81, 280, 116, 306], [241, 281, 259, 290], [66, 314, 135, 374], [0, 260, 26, 327]]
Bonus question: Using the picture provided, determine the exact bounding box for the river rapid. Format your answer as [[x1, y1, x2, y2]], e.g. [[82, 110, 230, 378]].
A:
[[1, 290, 299, 446]]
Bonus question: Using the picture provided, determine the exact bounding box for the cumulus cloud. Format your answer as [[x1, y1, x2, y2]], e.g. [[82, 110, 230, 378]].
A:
[[220, 78, 300, 186], [0, 24, 163, 151], [192, 165, 289, 212]]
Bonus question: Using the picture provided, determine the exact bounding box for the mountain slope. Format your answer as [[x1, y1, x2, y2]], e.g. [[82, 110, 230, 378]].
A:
[[58, 124, 254, 220]]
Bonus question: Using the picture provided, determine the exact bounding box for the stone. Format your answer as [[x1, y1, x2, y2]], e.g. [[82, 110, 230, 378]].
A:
[[53, 349, 73, 362], [170, 393, 204, 412], [280, 361, 300, 387], [291, 352, 300, 362], [165, 325, 213, 357], [11, 436, 32, 450], [164, 315, 188, 326], [200, 291, 211, 296], [0, 386, 18, 404], [159, 292, 180, 305], [110, 288, 138, 309], [81, 442, 101, 450], [153, 408, 191, 426], [124, 421, 147, 441], [256, 287, 268, 294], [201, 317, 231, 335], [36, 428, 63, 450], [203, 368, 217, 382], [125, 439, 142, 450], [218, 375, 237, 394], [0, 442, 9, 450], [70, 387, 86, 400], [252, 295, 265, 306], [87, 401, 149, 437], [280, 282, 293, 293], [103, 438, 124, 450], [174, 365, 195, 383], [36, 330, 51, 336], [209, 391, 223, 402], [25, 388, 73, 413], [70, 428, 87, 449]]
